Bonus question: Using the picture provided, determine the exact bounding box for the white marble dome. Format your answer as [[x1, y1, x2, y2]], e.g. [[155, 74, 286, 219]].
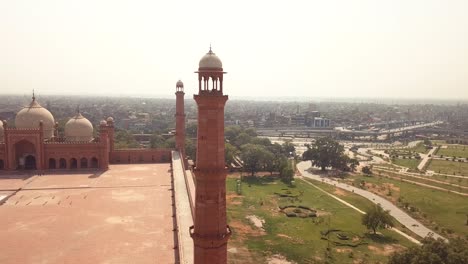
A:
[[199, 48, 223, 69], [15, 97, 55, 139], [65, 112, 94, 142]]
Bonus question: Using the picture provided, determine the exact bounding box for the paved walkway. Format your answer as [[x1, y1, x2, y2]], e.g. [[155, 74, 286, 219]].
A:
[[172, 151, 194, 264], [297, 161, 445, 241], [417, 146, 438, 171], [299, 178, 420, 244]]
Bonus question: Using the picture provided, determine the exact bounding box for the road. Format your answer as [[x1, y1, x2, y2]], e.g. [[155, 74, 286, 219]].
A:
[[297, 161, 445, 241]]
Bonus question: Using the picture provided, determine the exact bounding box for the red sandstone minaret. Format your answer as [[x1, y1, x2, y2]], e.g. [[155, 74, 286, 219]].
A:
[[190, 47, 231, 264], [175, 80, 186, 157]]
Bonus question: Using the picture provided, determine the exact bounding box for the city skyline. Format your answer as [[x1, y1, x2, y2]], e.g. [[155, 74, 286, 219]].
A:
[[1, 0, 468, 99]]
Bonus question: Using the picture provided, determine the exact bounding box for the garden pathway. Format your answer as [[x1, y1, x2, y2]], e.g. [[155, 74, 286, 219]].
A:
[[297, 161, 445, 242], [417, 147, 438, 171]]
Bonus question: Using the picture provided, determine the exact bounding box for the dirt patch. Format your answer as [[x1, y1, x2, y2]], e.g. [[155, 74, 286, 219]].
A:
[[230, 220, 265, 241], [227, 193, 243, 205], [267, 254, 296, 264], [228, 244, 263, 264], [277, 233, 292, 239], [333, 188, 348, 196], [368, 244, 405, 256], [246, 215, 265, 230], [335, 248, 352, 253]]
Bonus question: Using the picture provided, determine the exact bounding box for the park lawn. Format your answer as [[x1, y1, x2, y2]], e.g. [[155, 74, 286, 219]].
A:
[[409, 142, 429, 154], [303, 178, 376, 213], [432, 174, 468, 188], [351, 175, 468, 239], [393, 158, 420, 170], [428, 160, 468, 176], [437, 145, 468, 159], [378, 170, 468, 194], [226, 176, 413, 264]]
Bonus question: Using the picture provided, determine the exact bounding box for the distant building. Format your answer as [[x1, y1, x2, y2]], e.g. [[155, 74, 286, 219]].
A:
[[311, 117, 330, 128]]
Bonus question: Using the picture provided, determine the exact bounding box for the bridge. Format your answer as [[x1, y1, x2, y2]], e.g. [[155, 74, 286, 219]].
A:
[[257, 121, 444, 140]]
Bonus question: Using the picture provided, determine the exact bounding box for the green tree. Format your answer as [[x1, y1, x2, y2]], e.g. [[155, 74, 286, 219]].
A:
[[150, 134, 166, 148], [362, 166, 372, 175], [233, 133, 252, 148], [349, 158, 360, 172], [186, 123, 198, 138], [302, 137, 345, 171], [282, 140, 296, 157], [163, 137, 176, 149], [240, 144, 272, 176], [388, 237, 468, 264], [279, 159, 294, 184], [225, 142, 239, 167], [114, 130, 139, 149], [362, 204, 394, 234], [185, 138, 196, 160], [225, 125, 242, 141], [250, 137, 271, 147]]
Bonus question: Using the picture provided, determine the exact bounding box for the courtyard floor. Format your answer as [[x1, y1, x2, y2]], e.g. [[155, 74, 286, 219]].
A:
[[0, 164, 176, 264]]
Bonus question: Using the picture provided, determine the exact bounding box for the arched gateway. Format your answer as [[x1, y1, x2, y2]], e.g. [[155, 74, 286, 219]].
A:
[[14, 140, 37, 170]]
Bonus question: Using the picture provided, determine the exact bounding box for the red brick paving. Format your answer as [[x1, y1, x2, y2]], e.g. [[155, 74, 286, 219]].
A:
[[0, 164, 176, 264]]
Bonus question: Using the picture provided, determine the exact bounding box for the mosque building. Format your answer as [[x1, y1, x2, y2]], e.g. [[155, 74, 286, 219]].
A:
[[0, 93, 171, 171]]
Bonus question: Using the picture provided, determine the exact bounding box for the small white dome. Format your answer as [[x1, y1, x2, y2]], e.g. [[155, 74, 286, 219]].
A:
[[15, 97, 55, 139], [106, 116, 114, 122], [199, 48, 223, 69], [65, 112, 93, 142], [176, 80, 184, 88]]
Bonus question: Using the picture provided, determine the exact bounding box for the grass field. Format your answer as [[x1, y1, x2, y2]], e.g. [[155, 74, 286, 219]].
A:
[[409, 142, 429, 154], [226, 176, 413, 264], [432, 174, 468, 188], [437, 145, 468, 159], [346, 175, 468, 239], [428, 160, 468, 176], [374, 169, 468, 194], [392, 158, 420, 170]]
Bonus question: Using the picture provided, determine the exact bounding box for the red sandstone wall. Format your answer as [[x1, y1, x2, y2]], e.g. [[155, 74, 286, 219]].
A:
[[0, 143, 5, 169], [44, 143, 104, 169], [110, 149, 172, 164]]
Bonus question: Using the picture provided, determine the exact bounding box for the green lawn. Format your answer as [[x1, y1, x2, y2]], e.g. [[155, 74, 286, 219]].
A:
[[432, 174, 468, 188], [227, 176, 413, 264], [428, 160, 468, 176], [409, 143, 429, 154], [393, 158, 420, 170], [350, 175, 468, 239], [437, 145, 468, 159]]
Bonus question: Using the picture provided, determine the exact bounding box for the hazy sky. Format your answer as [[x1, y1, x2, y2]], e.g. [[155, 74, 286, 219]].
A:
[[1, 0, 467, 100]]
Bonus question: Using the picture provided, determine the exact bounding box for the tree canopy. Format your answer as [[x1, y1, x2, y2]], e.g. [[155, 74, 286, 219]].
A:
[[240, 144, 273, 176], [388, 237, 468, 264], [362, 204, 394, 234], [302, 137, 357, 171]]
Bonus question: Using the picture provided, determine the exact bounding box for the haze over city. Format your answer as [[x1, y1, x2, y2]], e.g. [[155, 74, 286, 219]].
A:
[[1, 0, 468, 99]]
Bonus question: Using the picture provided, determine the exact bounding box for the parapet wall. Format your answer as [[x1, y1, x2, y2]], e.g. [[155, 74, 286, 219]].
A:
[[110, 149, 172, 164]]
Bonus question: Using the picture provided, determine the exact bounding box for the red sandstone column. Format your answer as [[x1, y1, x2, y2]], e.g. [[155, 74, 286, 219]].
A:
[[99, 121, 110, 170], [191, 48, 231, 264], [175, 80, 186, 157]]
